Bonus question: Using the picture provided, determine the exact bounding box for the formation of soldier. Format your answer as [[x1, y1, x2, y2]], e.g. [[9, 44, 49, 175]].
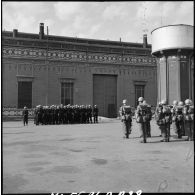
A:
[[33, 104, 99, 125], [119, 97, 194, 143], [155, 98, 194, 142], [23, 97, 193, 143]]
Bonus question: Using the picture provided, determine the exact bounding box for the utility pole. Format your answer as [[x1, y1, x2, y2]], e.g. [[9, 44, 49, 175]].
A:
[[45, 26, 49, 106]]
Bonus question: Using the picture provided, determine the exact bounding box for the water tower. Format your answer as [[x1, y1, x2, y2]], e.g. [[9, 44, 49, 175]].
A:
[[151, 24, 194, 104]]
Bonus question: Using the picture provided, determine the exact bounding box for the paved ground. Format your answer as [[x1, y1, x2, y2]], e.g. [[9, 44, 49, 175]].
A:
[[2, 118, 194, 193]]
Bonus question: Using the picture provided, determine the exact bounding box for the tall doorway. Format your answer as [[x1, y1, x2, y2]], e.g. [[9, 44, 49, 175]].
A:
[[93, 74, 117, 118]]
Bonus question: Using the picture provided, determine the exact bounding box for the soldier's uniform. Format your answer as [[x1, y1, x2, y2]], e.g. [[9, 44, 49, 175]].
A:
[[183, 99, 194, 141], [175, 102, 184, 138], [93, 105, 99, 123], [22, 106, 29, 126], [36, 105, 43, 125], [159, 100, 172, 142], [42, 106, 46, 125], [171, 100, 179, 136], [155, 102, 163, 136], [34, 106, 38, 125], [63, 106, 68, 124], [143, 101, 152, 137], [59, 104, 64, 124], [119, 100, 132, 139], [87, 105, 93, 123], [135, 98, 149, 143]]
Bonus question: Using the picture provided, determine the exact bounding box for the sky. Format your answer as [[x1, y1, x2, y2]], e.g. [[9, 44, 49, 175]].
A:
[[2, 1, 194, 44]]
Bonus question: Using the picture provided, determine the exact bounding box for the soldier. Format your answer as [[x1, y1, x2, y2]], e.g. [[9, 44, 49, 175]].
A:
[[183, 99, 194, 141], [135, 97, 148, 143], [37, 105, 43, 125], [175, 101, 184, 138], [93, 105, 99, 123], [143, 100, 152, 137], [67, 104, 72, 124], [87, 105, 93, 123], [59, 104, 64, 124], [74, 105, 79, 124], [22, 106, 29, 126], [34, 106, 38, 125], [171, 100, 179, 136], [155, 101, 163, 137], [160, 100, 172, 142], [56, 105, 60, 124], [63, 105, 68, 124], [42, 106, 46, 125], [119, 99, 132, 139]]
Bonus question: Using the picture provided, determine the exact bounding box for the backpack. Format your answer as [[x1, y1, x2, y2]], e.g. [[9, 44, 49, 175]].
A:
[[121, 106, 132, 122], [140, 104, 149, 122], [184, 105, 192, 121]]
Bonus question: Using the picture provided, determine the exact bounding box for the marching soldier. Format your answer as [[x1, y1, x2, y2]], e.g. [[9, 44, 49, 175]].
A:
[[135, 97, 148, 143], [183, 99, 194, 141], [175, 101, 184, 138], [143, 100, 152, 137], [171, 100, 179, 136], [119, 99, 132, 139], [22, 106, 29, 126], [93, 105, 99, 123], [160, 100, 172, 142], [155, 101, 163, 137]]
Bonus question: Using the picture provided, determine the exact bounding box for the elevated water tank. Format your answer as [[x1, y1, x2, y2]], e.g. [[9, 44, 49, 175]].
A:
[[151, 24, 193, 55]]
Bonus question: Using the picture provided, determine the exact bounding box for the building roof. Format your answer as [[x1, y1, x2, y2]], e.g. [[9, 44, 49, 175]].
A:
[[2, 30, 151, 50]]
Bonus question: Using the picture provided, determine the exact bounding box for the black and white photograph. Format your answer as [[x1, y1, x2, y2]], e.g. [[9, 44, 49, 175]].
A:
[[1, 1, 194, 194]]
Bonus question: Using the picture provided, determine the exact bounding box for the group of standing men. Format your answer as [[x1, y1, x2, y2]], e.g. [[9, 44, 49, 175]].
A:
[[34, 104, 99, 125], [22, 104, 99, 125], [119, 97, 194, 143]]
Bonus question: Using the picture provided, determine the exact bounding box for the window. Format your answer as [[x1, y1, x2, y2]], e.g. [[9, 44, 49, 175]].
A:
[[61, 82, 73, 105], [135, 85, 145, 106]]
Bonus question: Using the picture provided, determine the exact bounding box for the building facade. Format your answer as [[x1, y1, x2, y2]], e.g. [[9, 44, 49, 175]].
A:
[[151, 24, 194, 104], [2, 23, 157, 117]]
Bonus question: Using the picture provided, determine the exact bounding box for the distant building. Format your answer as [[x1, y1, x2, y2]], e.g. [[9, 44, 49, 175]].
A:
[[2, 23, 157, 117], [151, 24, 194, 104]]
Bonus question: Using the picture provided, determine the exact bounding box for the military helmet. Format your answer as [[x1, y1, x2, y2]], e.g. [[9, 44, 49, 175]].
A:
[[138, 97, 144, 102], [143, 100, 147, 104], [178, 101, 184, 106], [161, 100, 167, 105], [185, 99, 191, 105], [122, 99, 127, 104], [173, 100, 178, 106]]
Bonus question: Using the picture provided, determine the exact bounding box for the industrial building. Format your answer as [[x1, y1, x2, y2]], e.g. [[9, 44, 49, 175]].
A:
[[2, 23, 157, 117]]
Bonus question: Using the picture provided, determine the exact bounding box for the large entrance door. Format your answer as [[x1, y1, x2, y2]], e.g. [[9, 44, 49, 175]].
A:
[[18, 81, 32, 108], [93, 74, 117, 118]]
